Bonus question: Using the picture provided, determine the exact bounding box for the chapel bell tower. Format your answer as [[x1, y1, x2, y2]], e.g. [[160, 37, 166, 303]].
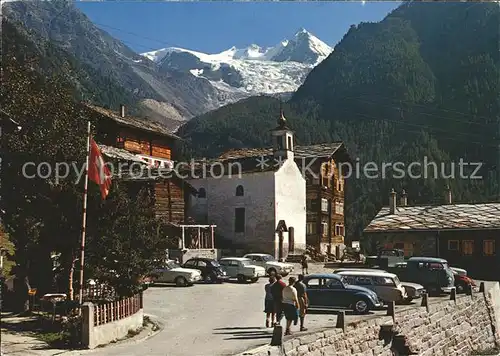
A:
[[271, 104, 294, 161]]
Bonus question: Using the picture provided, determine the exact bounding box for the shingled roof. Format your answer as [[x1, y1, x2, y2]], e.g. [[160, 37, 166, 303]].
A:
[[85, 103, 180, 140], [364, 203, 500, 232], [218, 142, 345, 160]]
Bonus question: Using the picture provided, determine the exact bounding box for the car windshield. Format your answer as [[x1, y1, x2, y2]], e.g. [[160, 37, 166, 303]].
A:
[[340, 276, 350, 285], [166, 261, 180, 269], [210, 260, 221, 267], [262, 255, 275, 262], [393, 276, 401, 285], [240, 259, 252, 266]]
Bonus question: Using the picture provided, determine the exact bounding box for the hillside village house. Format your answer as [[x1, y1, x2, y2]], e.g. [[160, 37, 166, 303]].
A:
[[187, 110, 350, 259], [84, 104, 215, 251], [363, 188, 500, 281]]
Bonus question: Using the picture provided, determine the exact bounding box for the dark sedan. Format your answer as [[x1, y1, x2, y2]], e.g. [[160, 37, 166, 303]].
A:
[[303, 274, 383, 314], [182, 257, 229, 283]]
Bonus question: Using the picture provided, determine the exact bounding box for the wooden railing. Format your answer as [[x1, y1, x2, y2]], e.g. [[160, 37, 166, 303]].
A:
[[93, 293, 142, 326]]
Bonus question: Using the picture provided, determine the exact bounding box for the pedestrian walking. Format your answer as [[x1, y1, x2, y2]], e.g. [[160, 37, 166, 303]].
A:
[[301, 254, 309, 275], [264, 276, 276, 327], [270, 274, 286, 325], [295, 274, 309, 331], [282, 276, 299, 335]]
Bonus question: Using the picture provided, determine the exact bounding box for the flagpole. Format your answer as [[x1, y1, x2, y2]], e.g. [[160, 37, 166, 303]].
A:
[[79, 121, 91, 305]]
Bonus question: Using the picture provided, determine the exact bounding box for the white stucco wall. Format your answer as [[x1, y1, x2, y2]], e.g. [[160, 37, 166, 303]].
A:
[[187, 156, 306, 257], [188, 171, 276, 253], [274, 158, 307, 257]]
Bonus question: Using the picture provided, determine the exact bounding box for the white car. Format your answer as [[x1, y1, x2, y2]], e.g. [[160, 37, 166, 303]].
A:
[[243, 253, 294, 276], [149, 260, 202, 287], [219, 257, 266, 283]]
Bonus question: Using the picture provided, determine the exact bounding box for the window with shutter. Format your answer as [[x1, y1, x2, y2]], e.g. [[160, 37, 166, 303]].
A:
[[321, 198, 328, 212], [462, 240, 474, 255], [484, 240, 495, 256]]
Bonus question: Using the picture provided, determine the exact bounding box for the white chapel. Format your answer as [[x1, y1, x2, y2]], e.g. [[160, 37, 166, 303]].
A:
[[187, 110, 306, 259]]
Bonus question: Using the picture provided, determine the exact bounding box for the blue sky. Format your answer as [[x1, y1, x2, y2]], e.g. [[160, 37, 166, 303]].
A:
[[76, 1, 401, 54]]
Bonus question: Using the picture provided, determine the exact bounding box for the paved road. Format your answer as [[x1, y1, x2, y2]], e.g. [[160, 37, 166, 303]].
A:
[[94, 278, 341, 356], [64, 263, 470, 356]]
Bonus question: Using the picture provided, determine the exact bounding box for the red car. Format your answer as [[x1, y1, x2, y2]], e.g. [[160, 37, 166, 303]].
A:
[[451, 267, 476, 293]]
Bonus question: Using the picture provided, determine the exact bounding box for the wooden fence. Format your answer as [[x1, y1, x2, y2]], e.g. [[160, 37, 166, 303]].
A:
[[93, 293, 142, 326]]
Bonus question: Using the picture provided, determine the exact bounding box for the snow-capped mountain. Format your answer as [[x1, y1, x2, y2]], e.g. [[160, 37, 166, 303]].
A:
[[142, 28, 333, 97]]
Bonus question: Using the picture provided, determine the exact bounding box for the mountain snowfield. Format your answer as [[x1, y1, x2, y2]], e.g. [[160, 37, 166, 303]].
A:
[[142, 28, 333, 97]]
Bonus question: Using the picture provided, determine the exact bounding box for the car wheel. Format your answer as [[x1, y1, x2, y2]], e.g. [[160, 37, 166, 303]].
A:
[[250, 277, 259, 283], [427, 285, 440, 297], [456, 282, 466, 294], [237, 274, 246, 283], [401, 297, 413, 305], [353, 299, 370, 314], [205, 273, 216, 284], [175, 276, 188, 287], [267, 268, 276, 276]]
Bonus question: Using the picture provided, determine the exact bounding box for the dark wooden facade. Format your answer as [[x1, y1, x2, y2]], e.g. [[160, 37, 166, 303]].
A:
[[85, 103, 178, 162], [363, 229, 500, 281], [85, 103, 196, 226], [304, 157, 345, 254]]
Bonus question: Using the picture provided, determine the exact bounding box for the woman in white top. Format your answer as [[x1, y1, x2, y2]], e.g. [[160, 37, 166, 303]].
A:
[[282, 276, 299, 335]]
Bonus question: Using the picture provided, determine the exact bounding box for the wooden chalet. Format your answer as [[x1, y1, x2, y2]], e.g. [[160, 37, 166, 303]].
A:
[[85, 103, 178, 168], [84, 103, 215, 249], [364, 189, 500, 281]]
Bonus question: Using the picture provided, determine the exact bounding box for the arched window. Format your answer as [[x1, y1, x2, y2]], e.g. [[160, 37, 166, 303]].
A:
[[198, 188, 206, 198], [235, 185, 244, 196]]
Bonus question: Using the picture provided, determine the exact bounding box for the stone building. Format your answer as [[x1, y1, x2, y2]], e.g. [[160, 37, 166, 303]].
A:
[[187, 111, 307, 260], [187, 111, 351, 259], [363, 188, 500, 281]]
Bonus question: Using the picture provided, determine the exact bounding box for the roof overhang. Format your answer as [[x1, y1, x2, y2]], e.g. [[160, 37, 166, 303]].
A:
[[364, 227, 500, 234]]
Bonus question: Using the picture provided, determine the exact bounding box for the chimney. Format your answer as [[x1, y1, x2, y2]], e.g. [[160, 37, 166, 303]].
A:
[[445, 185, 452, 204], [400, 189, 408, 207], [120, 104, 125, 118], [389, 188, 397, 214]]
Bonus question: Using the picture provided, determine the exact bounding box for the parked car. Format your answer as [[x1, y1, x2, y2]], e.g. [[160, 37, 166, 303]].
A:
[[365, 249, 405, 268], [219, 257, 266, 283], [182, 257, 229, 283], [388, 257, 455, 296], [242, 253, 294, 276], [148, 260, 202, 287], [451, 268, 476, 293], [335, 270, 406, 303], [303, 273, 383, 314], [334, 268, 425, 303]]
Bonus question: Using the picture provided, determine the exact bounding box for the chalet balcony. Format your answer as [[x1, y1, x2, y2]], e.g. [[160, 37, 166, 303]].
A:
[[136, 154, 174, 169]]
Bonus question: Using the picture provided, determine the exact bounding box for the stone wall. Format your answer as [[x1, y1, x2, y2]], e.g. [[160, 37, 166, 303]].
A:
[[82, 303, 144, 349], [237, 282, 500, 356]]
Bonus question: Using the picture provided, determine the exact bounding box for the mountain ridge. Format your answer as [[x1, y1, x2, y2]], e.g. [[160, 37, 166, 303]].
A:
[[142, 28, 333, 98]]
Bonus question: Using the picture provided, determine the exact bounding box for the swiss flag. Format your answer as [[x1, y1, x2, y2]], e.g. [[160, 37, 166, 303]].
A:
[[88, 138, 112, 199]]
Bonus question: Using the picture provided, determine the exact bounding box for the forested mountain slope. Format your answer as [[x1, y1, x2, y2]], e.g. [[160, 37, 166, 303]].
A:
[[178, 2, 500, 239]]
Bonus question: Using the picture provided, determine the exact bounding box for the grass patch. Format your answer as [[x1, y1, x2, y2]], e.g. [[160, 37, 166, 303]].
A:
[[36, 331, 71, 348], [127, 328, 141, 337]]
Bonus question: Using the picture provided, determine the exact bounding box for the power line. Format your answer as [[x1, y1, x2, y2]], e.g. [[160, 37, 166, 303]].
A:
[[333, 107, 497, 149], [341, 95, 494, 128], [93, 22, 181, 50], [348, 92, 495, 123]]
